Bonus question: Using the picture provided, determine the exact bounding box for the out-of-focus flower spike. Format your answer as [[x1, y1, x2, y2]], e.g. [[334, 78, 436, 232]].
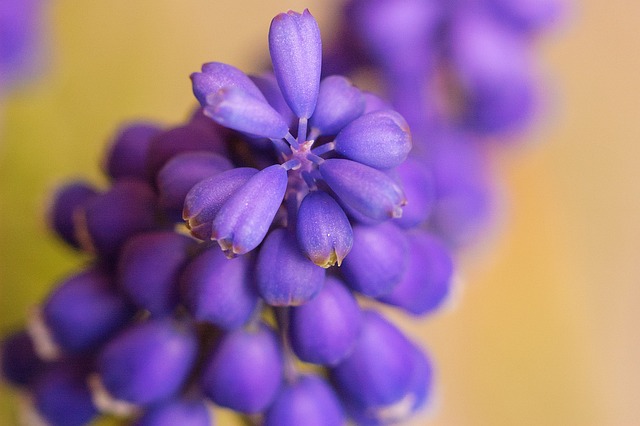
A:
[[394, 158, 434, 228], [256, 228, 326, 306], [1, 330, 46, 387], [204, 86, 290, 139], [200, 322, 283, 414], [191, 61, 266, 106], [340, 222, 409, 297], [118, 232, 195, 317], [377, 230, 453, 315], [296, 191, 353, 268], [212, 164, 288, 256], [103, 122, 162, 181], [333, 110, 412, 169], [487, 0, 564, 34], [319, 158, 406, 221], [269, 9, 322, 119], [310, 75, 365, 135], [157, 151, 233, 221], [97, 318, 198, 406], [134, 397, 213, 426], [264, 375, 345, 426], [288, 276, 361, 365], [47, 180, 98, 249], [181, 246, 259, 330], [183, 167, 258, 240]]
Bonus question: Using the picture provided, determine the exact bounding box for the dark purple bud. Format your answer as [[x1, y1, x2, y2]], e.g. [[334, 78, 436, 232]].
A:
[[46, 180, 98, 249], [340, 222, 409, 297], [269, 9, 322, 119], [264, 375, 345, 426], [251, 72, 297, 127], [157, 151, 232, 221], [1, 330, 46, 387], [98, 319, 198, 405], [393, 158, 434, 228], [310, 75, 365, 135], [33, 364, 97, 426], [146, 124, 226, 181], [191, 61, 266, 106], [134, 398, 212, 426], [212, 164, 288, 256], [204, 86, 290, 139], [256, 228, 326, 306], [42, 268, 134, 354], [77, 179, 158, 259], [200, 323, 283, 413], [334, 110, 412, 169], [319, 159, 406, 221], [296, 191, 353, 268], [181, 247, 258, 330], [330, 310, 415, 409], [378, 230, 453, 315], [118, 231, 195, 317], [103, 122, 162, 181], [289, 277, 361, 365]]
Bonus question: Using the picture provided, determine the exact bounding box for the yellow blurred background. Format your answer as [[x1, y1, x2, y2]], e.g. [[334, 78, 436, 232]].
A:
[[1, 1, 639, 425]]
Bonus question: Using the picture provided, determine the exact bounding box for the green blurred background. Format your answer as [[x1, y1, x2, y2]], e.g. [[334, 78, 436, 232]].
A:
[[1, 1, 639, 425]]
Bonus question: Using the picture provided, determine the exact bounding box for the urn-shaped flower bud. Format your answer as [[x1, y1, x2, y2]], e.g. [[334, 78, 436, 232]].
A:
[[330, 310, 416, 410], [33, 364, 97, 426], [1, 330, 46, 387], [378, 231, 453, 315], [269, 9, 322, 119], [296, 191, 353, 268], [264, 375, 345, 426], [104, 122, 162, 181], [310, 75, 365, 135], [183, 167, 258, 240], [200, 323, 283, 413], [334, 110, 412, 169], [157, 151, 232, 220], [181, 247, 258, 330], [256, 228, 326, 306], [288, 277, 361, 365], [319, 158, 406, 221], [341, 222, 409, 297], [77, 179, 157, 259], [393, 158, 434, 228], [212, 164, 288, 256], [47, 180, 98, 249], [42, 268, 134, 354], [134, 398, 213, 426], [191, 61, 267, 106], [97, 319, 198, 405], [118, 232, 195, 317]]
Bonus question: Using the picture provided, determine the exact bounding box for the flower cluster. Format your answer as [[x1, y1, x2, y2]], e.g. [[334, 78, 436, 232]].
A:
[[1, 1, 562, 425]]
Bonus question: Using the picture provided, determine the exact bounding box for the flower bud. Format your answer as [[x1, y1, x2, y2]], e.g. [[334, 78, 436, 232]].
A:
[[47, 180, 98, 249], [1, 330, 46, 387], [134, 398, 212, 426], [393, 158, 434, 228], [104, 122, 162, 181], [310, 75, 365, 135], [191, 61, 266, 106]]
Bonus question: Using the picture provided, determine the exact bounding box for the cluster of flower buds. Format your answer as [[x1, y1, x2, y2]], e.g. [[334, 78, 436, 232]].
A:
[[1, 0, 562, 424]]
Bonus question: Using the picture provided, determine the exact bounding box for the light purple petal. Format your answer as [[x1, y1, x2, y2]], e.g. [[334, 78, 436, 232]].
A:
[[191, 61, 266, 106], [310, 75, 365, 135]]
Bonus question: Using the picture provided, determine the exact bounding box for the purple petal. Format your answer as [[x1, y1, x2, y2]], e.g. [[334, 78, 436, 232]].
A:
[[288, 277, 361, 365], [183, 167, 258, 241], [296, 191, 353, 267], [134, 398, 212, 426], [264, 375, 345, 426], [200, 323, 283, 413], [310, 75, 365, 135], [377, 230, 453, 315], [393, 157, 435, 228], [205, 86, 290, 139], [340, 222, 409, 297], [362, 91, 391, 114], [181, 247, 259, 330], [334, 110, 412, 169], [256, 228, 326, 306], [98, 319, 198, 405], [1, 330, 47, 387], [157, 151, 233, 220], [191, 61, 266, 106], [46, 180, 98, 249], [250, 73, 297, 127], [212, 164, 288, 255], [269, 9, 322, 119], [118, 232, 195, 317], [103, 122, 162, 181], [319, 158, 406, 221]]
